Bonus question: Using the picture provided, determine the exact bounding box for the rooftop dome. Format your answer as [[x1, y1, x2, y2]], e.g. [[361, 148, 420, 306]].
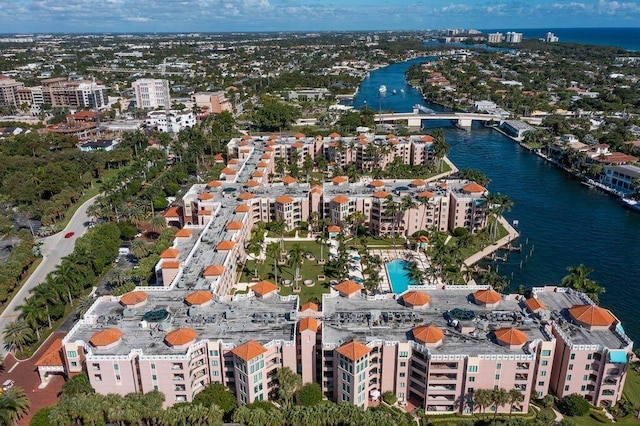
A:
[[184, 291, 213, 306], [568, 304, 615, 329], [120, 291, 148, 307], [412, 325, 444, 345], [165, 328, 197, 347], [90, 328, 123, 348], [495, 327, 528, 348]]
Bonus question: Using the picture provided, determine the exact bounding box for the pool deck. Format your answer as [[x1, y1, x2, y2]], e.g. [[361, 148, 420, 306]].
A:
[[372, 249, 436, 293]]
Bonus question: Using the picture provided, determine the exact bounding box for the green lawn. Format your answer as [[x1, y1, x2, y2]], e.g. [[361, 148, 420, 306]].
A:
[[346, 235, 399, 247], [623, 365, 640, 405], [239, 241, 333, 304]]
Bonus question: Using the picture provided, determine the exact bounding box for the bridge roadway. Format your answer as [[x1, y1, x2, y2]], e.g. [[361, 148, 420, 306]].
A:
[[373, 110, 502, 128]]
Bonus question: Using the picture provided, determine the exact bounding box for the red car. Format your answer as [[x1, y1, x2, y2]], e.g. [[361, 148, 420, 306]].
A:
[[64, 232, 75, 239]]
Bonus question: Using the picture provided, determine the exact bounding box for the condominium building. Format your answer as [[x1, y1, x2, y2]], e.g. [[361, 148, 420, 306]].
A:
[[145, 110, 196, 133], [487, 32, 503, 44], [0, 76, 25, 107], [133, 78, 171, 109], [40, 78, 109, 110], [191, 91, 232, 115], [505, 32, 523, 44], [49, 133, 631, 414]]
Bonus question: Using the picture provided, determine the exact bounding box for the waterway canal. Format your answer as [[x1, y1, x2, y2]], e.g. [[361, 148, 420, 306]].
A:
[[354, 58, 640, 343]]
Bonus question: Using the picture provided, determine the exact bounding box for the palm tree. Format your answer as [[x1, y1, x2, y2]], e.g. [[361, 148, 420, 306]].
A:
[[288, 244, 304, 288], [507, 388, 524, 418], [3, 320, 34, 353], [0, 386, 31, 426], [77, 295, 96, 317], [473, 388, 492, 418], [19, 297, 45, 340], [266, 242, 281, 285], [401, 195, 417, 238], [150, 215, 167, 234], [246, 237, 263, 278], [347, 211, 366, 237], [491, 387, 510, 419], [432, 128, 449, 172], [561, 264, 605, 304], [383, 196, 401, 249], [276, 367, 302, 407], [130, 239, 150, 259], [315, 233, 328, 263]]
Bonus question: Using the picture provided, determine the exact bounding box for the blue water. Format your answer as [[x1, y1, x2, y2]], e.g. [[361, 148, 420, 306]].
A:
[[386, 259, 416, 294], [357, 58, 640, 343], [482, 28, 640, 51]]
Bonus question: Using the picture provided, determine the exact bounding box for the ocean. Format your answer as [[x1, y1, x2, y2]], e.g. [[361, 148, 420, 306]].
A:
[[481, 27, 640, 51]]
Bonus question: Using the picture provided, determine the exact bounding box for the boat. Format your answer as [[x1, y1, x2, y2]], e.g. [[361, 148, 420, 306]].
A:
[[392, 89, 397, 95], [378, 85, 387, 94], [400, 89, 405, 94], [620, 197, 640, 212]]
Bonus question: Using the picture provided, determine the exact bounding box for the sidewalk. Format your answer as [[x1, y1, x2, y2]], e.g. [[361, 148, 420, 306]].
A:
[[464, 216, 520, 267]]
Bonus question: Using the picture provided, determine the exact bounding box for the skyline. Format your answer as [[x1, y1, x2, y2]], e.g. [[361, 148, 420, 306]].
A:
[[1, 0, 640, 33]]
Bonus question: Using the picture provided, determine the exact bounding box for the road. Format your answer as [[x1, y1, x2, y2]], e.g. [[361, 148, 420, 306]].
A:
[[0, 195, 98, 357]]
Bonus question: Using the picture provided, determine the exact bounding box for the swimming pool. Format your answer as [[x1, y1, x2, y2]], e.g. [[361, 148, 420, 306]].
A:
[[386, 259, 417, 294]]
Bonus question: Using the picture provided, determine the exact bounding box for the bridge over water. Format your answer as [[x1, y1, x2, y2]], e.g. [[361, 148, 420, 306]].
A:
[[372, 108, 504, 129]]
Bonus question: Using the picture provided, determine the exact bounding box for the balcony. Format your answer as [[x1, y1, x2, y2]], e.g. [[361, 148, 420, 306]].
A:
[[429, 374, 457, 382], [430, 363, 458, 370], [428, 384, 456, 392], [515, 374, 529, 381], [604, 378, 618, 386], [517, 363, 530, 370], [427, 395, 456, 403]]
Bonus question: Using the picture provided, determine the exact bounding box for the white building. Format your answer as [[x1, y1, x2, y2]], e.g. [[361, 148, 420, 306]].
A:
[[145, 110, 196, 133], [487, 32, 503, 44], [505, 32, 523, 43], [546, 32, 559, 43], [133, 79, 171, 109]]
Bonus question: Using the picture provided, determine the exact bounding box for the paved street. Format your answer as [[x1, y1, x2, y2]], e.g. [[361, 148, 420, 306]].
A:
[[0, 195, 98, 357]]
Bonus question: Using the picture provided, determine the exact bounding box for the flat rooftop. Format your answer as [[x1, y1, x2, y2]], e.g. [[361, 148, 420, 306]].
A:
[[69, 291, 298, 357]]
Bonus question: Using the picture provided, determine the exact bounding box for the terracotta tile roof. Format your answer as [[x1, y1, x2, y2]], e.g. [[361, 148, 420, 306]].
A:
[[226, 221, 243, 231], [370, 180, 385, 187], [206, 180, 222, 187], [373, 190, 389, 199], [270, 134, 279, 140], [412, 325, 444, 344], [231, 340, 267, 361], [235, 204, 250, 213], [299, 317, 319, 332], [185, 291, 213, 306], [411, 179, 426, 186], [417, 235, 429, 243], [246, 180, 260, 188], [417, 191, 434, 199], [35, 338, 64, 367], [568, 304, 615, 327], [329, 132, 340, 138], [295, 132, 305, 139], [252, 171, 264, 177], [336, 340, 371, 361], [238, 141, 248, 147], [90, 328, 123, 347], [331, 176, 348, 184], [462, 182, 486, 193], [594, 152, 638, 164], [163, 206, 180, 218], [329, 142, 339, 148], [238, 192, 254, 200], [251, 280, 278, 296], [495, 327, 528, 346], [334, 280, 362, 295], [203, 264, 225, 276], [241, 134, 252, 140], [310, 185, 323, 194], [257, 161, 269, 167], [402, 291, 431, 307], [213, 153, 224, 161], [260, 154, 271, 160], [175, 229, 193, 238], [357, 134, 367, 140], [359, 140, 369, 145], [300, 302, 319, 312], [421, 135, 435, 142], [265, 146, 275, 152], [292, 142, 304, 148], [217, 240, 235, 251], [165, 328, 197, 347], [276, 195, 294, 204], [198, 209, 212, 216], [525, 297, 546, 312], [328, 225, 341, 233], [120, 291, 148, 306], [160, 248, 180, 259], [228, 159, 239, 165], [385, 133, 395, 139], [473, 289, 501, 304], [162, 261, 180, 269], [222, 167, 236, 175], [282, 176, 298, 184], [198, 193, 214, 201], [331, 195, 350, 204]]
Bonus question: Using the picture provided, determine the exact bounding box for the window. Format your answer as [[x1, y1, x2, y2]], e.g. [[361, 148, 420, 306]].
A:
[[95, 374, 102, 382], [564, 385, 570, 391], [538, 381, 544, 386], [400, 362, 406, 367], [542, 350, 551, 357], [154, 385, 158, 391], [468, 366, 478, 373], [115, 375, 121, 381], [567, 375, 572, 381], [540, 371, 547, 376], [399, 382, 405, 388], [587, 354, 593, 360], [469, 377, 475, 382], [71, 361, 78, 367], [151, 364, 156, 370], [114, 365, 119, 371], [581, 386, 586, 391], [583, 375, 588, 380], [497, 363, 502, 370], [570, 354, 575, 360], [585, 365, 591, 370], [399, 351, 408, 358], [568, 364, 573, 371], [541, 361, 548, 366], [92, 363, 100, 371], [212, 360, 218, 366], [67, 351, 78, 358], [495, 374, 500, 380], [213, 371, 219, 377], [399, 372, 406, 378]]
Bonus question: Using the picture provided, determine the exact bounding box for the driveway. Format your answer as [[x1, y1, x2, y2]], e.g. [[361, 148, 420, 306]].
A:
[[0, 195, 98, 356]]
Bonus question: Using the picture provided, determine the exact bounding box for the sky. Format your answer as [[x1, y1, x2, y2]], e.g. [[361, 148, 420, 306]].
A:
[[1, 0, 640, 33]]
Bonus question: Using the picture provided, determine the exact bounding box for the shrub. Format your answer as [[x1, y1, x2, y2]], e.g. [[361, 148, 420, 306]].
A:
[[295, 383, 323, 406], [589, 411, 609, 423], [559, 393, 591, 416], [382, 391, 397, 405], [453, 227, 469, 237], [541, 394, 556, 408]]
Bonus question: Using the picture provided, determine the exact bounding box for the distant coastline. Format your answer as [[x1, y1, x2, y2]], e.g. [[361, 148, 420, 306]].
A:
[[480, 27, 640, 51]]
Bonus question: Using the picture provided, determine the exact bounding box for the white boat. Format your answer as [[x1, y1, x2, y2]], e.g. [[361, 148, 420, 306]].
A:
[[621, 197, 640, 212], [400, 89, 405, 94], [379, 85, 387, 94], [392, 89, 397, 95]]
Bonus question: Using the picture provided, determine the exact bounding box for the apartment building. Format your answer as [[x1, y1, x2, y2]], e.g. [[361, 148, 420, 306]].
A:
[[191, 91, 232, 115], [0, 76, 24, 107], [52, 133, 631, 414], [40, 78, 109, 109], [133, 78, 171, 109], [145, 110, 196, 133]]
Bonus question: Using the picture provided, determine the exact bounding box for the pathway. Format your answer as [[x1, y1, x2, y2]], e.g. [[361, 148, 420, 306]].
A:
[[463, 216, 520, 267], [0, 195, 98, 357]]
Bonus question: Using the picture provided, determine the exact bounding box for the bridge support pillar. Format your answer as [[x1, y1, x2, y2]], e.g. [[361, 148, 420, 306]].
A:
[[407, 117, 423, 127], [456, 118, 472, 130]]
